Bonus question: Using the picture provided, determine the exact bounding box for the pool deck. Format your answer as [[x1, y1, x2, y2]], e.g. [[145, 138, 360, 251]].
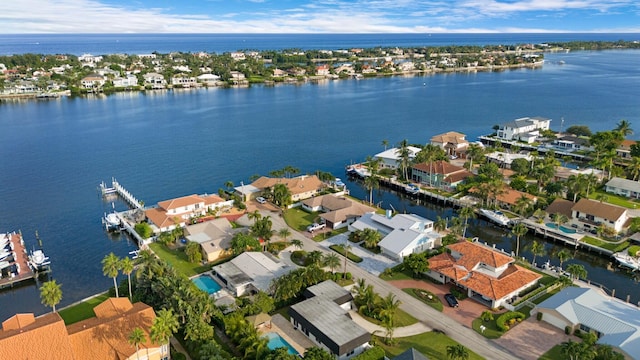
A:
[[260, 314, 315, 356]]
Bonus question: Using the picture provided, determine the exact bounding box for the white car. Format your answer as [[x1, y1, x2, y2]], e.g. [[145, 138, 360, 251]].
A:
[[307, 223, 326, 232], [256, 196, 266, 204]]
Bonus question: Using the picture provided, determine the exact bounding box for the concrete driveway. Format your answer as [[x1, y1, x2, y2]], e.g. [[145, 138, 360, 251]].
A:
[[494, 317, 575, 360]]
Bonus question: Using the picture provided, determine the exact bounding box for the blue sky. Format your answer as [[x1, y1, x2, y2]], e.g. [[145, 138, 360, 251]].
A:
[[3, 0, 639, 33]]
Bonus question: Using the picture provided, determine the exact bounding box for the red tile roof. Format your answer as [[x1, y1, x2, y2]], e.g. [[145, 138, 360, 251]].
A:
[[158, 194, 204, 211], [412, 161, 466, 176]]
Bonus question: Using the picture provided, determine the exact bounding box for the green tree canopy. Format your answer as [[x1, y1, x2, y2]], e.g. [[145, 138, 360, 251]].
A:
[[40, 280, 63, 313]]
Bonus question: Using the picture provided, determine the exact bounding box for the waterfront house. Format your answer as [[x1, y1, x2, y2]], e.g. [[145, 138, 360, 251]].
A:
[[373, 146, 422, 170], [171, 75, 197, 88], [495, 116, 551, 143], [301, 195, 375, 230], [142, 72, 167, 89], [545, 198, 574, 219], [535, 287, 640, 360], [248, 175, 325, 204], [426, 240, 541, 308], [430, 131, 469, 157], [0, 298, 166, 360], [112, 74, 139, 88], [605, 177, 640, 199], [184, 218, 234, 262], [469, 186, 537, 209], [571, 198, 628, 233], [411, 160, 472, 191], [145, 194, 233, 233], [80, 74, 106, 89], [616, 139, 636, 159], [289, 280, 370, 359], [316, 64, 330, 76], [78, 53, 103, 64], [349, 212, 442, 261], [549, 135, 590, 152], [229, 71, 246, 81], [211, 251, 292, 296], [485, 151, 534, 169], [197, 73, 221, 86]]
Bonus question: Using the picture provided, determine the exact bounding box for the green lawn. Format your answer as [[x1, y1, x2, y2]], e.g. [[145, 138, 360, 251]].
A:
[[538, 344, 564, 360], [59, 292, 110, 325], [581, 236, 629, 252], [283, 208, 319, 232], [329, 244, 363, 262], [311, 227, 349, 242], [589, 190, 640, 209], [149, 242, 209, 277], [402, 288, 443, 312], [471, 317, 503, 339], [376, 331, 485, 360], [379, 265, 413, 281], [359, 308, 418, 328]]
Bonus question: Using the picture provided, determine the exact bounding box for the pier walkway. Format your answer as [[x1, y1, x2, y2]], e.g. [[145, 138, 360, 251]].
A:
[[0, 232, 36, 289]]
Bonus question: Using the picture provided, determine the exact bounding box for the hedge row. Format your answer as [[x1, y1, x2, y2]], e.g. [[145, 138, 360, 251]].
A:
[[496, 311, 525, 331]]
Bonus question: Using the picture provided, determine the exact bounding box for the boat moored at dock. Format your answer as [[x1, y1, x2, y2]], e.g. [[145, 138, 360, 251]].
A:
[[612, 252, 640, 271], [479, 209, 512, 227]]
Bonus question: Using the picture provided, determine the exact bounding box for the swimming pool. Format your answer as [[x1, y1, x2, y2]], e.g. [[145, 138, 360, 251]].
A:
[[192, 274, 222, 295], [545, 223, 577, 234], [263, 332, 298, 355]]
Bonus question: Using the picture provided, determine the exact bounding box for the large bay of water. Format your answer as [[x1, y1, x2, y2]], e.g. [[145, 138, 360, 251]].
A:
[[0, 44, 639, 320]]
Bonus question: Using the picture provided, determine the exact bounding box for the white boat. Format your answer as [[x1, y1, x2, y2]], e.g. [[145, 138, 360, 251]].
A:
[[103, 212, 121, 231], [405, 184, 420, 195], [612, 252, 640, 271], [480, 209, 511, 226], [0, 251, 12, 261], [28, 249, 50, 272]]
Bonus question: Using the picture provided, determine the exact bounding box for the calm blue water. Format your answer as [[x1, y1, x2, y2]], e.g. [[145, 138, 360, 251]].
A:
[[1, 33, 639, 55], [192, 275, 222, 295], [264, 332, 298, 355], [0, 46, 639, 320]]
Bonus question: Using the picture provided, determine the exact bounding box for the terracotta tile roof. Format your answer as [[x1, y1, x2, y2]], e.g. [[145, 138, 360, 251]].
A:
[[545, 198, 574, 218], [620, 139, 636, 150], [203, 194, 224, 205], [158, 194, 204, 210], [495, 188, 536, 206], [430, 131, 468, 145], [93, 297, 134, 318], [145, 207, 177, 229], [444, 170, 473, 184], [0, 313, 76, 360], [459, 264, 541, 301], [447, 241, 513, 269], [251, 175, 324, 196], [571, 198, 626, 222], [412, 161, 466, 176]]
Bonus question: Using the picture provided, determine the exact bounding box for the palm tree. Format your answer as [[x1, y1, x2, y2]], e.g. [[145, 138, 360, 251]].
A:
[[306, 250, 323, 267], [290, 238, 303, 250], [120, 257, 134, 300], [551, 212, 568, 229], [378, 293, 401, 322], [396, 139, 411, 181], [446, 344, 469, 360], [466, 143, 485, 171], [434, 216, 448, 232], [150, 308, 179, 358], [566, 263, 587, 281], [40, 280, 62, 313], [615, 119, 633, 137], [381, 316, 396, 345], [533, 209, 546, 223], [361, 228, 382, 249], [102, 252, 121, 298], [342, 242, 352, 278], [247, 209, 261, 223], [323, 253, 341, 273], [128, 327, 147, 360], [628, 157, 640, 181], [278, 227, 291, 241], [530, 240, 545, 266], [510, 222, 528, 259], [382, 139, 389, 151], [566, 174, 587, 202], [224, 180, 234, 192], [458, 206, 476, 238], [513, 195, 533, 217], [557, 249, 572, 269], [364, 157, 381, 205]]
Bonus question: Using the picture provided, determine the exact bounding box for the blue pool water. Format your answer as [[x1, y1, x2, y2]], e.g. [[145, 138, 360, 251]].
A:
[[545, 223, 577, 234], [192, 275, 222, 295], [264, 332, 298, 355]]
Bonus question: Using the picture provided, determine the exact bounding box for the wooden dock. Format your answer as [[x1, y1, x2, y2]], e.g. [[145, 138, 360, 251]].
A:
[[0, 232, 39, 289], [99, 178, 149, 247]]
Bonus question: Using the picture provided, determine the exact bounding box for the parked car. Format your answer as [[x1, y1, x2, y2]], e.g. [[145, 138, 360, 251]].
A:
[[334, 178, 345, 187], [307, 223, 326, 232], [256, 196, 266, 204], [444, 293, 459, 308]]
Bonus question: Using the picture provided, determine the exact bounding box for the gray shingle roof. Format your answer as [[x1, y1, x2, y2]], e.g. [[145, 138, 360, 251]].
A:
[[606, 177, 640, 194]]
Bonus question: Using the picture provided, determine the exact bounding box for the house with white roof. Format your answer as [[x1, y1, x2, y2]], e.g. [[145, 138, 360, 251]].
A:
[[349, 212, 442, 261], [605, 177, 640, 199], [211, 251, 293, 296], [496, 116, 551, 143], [535, 286, 640, 360], [373, 146, 422, 170], [143, 72, 167, 89], [485, 151, 534, 169], [289, 280, 370, 359], [171, 75, 197, 88], [112, 74, 139, 88]]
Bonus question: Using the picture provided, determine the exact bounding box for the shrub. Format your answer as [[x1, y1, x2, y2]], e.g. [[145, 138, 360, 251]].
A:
[[565, 326, 571, 335], [450, 287, 468, 300], [628, 245, 640, 257], [537, 312, 543, 321], [496, 311, 525, 332], [345, 272, 352, 280], [351, 345, 385, 360]]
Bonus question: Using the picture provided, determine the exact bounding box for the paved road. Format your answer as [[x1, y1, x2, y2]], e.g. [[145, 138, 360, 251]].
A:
[[258, 209, 517, 360]]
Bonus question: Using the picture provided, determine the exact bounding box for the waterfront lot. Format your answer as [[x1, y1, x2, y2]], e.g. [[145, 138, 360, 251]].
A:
[[148, 242, 209, 276]]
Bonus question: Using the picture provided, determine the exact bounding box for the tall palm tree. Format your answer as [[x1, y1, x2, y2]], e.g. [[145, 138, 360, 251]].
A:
[[364, 156, 381, 205], [557, 249, 572, 269], [629, 156, 640, 181], [381, 316, 396, 345], [530, 240, 545, 266], [434, 216, 448, 232], [247, 209, 262, 223], [466, 143, 485, 171], [533, 209, 547, 223], [458, 206, 476, 238], [551, 212, 569, 229], [566, 263, 587, 281], [513, 195, 533, 217], [128, 327, 147, 360], [343, 242, 352, 278], [306, 250, 323, 267], [510, 222, 528, 259], [446, 344, 470, 360], [120, 257, 134, 300], [290, 238, 303, 250], [102, 252, 121, 298], [150, 308, 179, 358], [323, 253, 341, 273], [396, 139, 411, 181], [566, 174, 587, 202], [40, 280, 62, 313], [615, 119, 633, 137], [224, 180, 234, 191], [278, 227, 291, 241], [382, 139, 389, 151], [378, 293, 401, 322]]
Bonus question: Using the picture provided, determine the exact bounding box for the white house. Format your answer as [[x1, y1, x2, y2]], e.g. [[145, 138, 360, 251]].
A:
[[430, 131, 469, 157], [211, 252, 293, 296], [142, 72, 167, 89], [535, 287, 640, 360], [571, 198, 628, 233], [496, 116, 551, 143], [349, 212, 442, 261], [427, 240, 541, 308], [197, 73, 220, 85], [145, 194, 233, 233], [112, 74, 139, 88], [80, 74, 106, 89], [171, 75, 197, 87], [605, 177, 640, 199], [289, 280, 370, 359], [373, 146, 422, 170]]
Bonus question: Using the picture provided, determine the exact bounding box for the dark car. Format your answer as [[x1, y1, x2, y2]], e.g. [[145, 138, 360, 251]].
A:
[[444, 293, 459, 308]]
